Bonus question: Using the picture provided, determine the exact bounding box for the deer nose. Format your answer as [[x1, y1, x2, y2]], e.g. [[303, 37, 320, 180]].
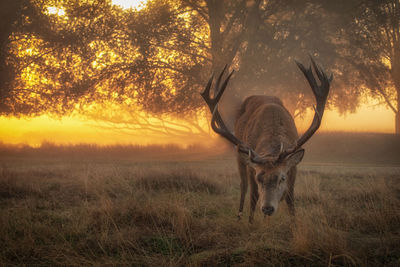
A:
[[262, 206, 275, 216]]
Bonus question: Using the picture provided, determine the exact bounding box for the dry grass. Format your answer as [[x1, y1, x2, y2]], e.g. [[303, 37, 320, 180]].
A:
[[0, 157, 399, 266]]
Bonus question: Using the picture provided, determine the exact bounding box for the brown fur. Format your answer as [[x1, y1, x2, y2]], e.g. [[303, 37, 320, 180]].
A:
[[235, 95, 300, 222], [202, 59, 331, 222]]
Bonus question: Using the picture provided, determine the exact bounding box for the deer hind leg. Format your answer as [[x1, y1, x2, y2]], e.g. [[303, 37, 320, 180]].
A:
[[237, 159, 248, 221], [285, 166, 297, 217], [248, 167, 259, 223]]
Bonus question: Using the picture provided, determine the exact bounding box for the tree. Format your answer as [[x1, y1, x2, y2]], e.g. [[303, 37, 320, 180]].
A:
[[3, 0, 216, 138], [3, 0, 390, 139], [0, 0, 32, 113], [184, 0, 359, 122], [321, 0, 400, 134]]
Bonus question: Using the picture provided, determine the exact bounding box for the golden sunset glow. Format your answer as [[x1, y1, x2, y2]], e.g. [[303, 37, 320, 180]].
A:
[[297, 103, 394, 133], [0, 115, 171, 147], [0, 0, 398, 150], [47, 6, 65, 16], [112, 0, 147, 10], [0, 103, 394, 147]]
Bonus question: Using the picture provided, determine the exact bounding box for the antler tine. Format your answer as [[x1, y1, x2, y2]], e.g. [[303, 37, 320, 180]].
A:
[[295, 60, 318, 95], [310, 57, 325, 87], [200, 74, 215, 108], [201, 66, 267, 165], [200, 66, 234, 113], [214, 70, 234, 105], [215, 64, 228, 92], [201, 67, 239, 144], [310, 56, 333, 95], [210, 105, 239, 144], [279, 57, 332, 162]]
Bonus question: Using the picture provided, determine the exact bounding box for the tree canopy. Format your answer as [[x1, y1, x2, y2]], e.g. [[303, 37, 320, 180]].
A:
[[321, 0, 400, 133], [0, 0, 399, 136]]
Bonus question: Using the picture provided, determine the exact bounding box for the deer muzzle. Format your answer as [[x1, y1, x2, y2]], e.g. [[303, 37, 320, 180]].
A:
[[262, 206, 275, 216]]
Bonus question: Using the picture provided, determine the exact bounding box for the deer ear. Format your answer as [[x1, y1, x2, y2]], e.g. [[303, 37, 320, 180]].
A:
[[285, 149, 304, 167]]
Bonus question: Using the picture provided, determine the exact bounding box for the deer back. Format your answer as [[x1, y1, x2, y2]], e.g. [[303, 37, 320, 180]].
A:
[[235, 95, 299, 157]]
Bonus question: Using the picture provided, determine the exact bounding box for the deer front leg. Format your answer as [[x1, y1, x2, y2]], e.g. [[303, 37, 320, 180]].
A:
[[285, 167, 297, 217], [237, 159, 248, 221], [248, 168, 258, 223], [285, 190, 295, 217]]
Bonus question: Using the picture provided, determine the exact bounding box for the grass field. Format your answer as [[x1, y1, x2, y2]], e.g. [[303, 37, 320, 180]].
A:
[[0, 133, 399, 266]]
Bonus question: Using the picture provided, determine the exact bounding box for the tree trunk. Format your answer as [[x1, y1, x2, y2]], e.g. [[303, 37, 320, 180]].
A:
[[392, 46, 400, 134], [394, 71, 400, 134], [396, 92, 400, 134]]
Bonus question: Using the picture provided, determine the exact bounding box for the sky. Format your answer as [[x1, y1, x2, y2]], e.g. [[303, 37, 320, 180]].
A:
[[112, 0, 147, 10]]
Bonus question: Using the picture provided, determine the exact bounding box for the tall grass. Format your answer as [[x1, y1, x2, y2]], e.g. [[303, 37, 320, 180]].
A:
[[0, 158, 399, 266]]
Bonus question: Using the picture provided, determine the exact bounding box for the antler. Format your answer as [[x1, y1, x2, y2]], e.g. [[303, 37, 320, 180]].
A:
[[200, 66, 268, 164], [278, 57, 333, 161]]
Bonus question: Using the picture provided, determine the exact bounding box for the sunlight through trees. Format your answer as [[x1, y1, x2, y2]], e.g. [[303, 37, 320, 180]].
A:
[[0, 0, 398, 139]]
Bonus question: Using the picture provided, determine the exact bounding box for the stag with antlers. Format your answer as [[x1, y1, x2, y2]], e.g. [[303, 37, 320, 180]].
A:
[[201, 58, 332, 223]]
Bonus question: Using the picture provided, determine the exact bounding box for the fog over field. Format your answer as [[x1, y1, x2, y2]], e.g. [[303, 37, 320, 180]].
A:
[[1, 132, 399, 164]]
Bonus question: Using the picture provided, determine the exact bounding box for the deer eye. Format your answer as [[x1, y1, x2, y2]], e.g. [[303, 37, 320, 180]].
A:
[[281, 175, 287, 181]]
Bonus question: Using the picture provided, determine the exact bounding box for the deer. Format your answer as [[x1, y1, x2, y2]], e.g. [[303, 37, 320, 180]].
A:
[[201, 58, 332, 223]]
